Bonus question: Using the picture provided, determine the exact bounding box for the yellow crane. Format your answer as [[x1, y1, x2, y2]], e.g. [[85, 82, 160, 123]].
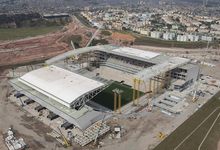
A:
[[57, 127, 70, 147], [192, 41, 209, 102]]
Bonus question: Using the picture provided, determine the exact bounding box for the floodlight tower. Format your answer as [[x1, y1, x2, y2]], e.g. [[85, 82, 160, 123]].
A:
[[192, 41, 210, 102]]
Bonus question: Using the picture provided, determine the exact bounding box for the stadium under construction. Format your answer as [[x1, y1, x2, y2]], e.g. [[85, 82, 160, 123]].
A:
[[9, 45, 200, 146]]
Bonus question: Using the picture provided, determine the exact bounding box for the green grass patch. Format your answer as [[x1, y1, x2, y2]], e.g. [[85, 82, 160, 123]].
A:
[[154, 92, 220, 150], [62, 34, 82, 48], [91, 39, 109, 46], [100, 30, 112, 36], [0, 26, 62, 40], [69, 35, 82, 43], [91, 81, 143, 110]]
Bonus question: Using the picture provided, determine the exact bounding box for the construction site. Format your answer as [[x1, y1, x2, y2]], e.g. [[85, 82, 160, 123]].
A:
[[2, 40, 219, 150], [0, 14, 220, 150]]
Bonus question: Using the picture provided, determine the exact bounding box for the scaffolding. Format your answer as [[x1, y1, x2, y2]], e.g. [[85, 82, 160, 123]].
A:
[[74, 121, 110, 146]]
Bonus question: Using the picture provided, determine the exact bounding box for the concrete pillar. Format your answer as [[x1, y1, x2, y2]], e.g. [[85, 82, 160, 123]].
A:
[[136, 79, 141, 105], [156, 75, 160, 94], [152, 79, 156, 97], [133, 78, 136, 105], [149, 79, 152, 98], [118, 94, 122, 114], [114, 92, 117, 112]]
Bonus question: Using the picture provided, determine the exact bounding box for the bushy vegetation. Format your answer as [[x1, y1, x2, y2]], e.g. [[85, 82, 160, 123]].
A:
[[0, 13, 70, 28], [62, 35, 82, 48], [91, 39, 109, 46], [100, 30, 112, 36], [134, 36, 217, 49]]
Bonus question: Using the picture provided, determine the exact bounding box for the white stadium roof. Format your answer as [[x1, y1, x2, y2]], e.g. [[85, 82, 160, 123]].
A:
[[112, 47, 160, 59], [45, 45, 162, 65], [19, 65, 104, 108]]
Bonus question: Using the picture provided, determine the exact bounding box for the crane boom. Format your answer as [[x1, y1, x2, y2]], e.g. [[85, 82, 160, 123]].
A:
[[86, 27, 101, 47]]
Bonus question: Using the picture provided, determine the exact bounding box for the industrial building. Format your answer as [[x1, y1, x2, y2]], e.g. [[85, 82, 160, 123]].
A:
[[9, 45, 199, 146]]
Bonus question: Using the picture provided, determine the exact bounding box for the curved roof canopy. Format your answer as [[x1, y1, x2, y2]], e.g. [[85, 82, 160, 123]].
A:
[[19, 65, 105, 108]]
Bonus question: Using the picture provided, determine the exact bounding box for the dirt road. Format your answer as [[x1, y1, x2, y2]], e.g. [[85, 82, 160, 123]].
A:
[[0, 16, 96, 68]]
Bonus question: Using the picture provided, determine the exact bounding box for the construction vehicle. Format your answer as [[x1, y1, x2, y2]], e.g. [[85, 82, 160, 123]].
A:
[[192, 90, 199, 102], [157, 132, 166, 140]]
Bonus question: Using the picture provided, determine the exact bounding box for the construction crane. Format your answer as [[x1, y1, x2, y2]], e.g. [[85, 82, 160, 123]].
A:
[[57, 127, 70, 147], [65, 41, 78, 63], [71, 40, 75, 50], [192, 41, 210, 102], [45, 24, 103, 65], [86, 26, 101, 47]]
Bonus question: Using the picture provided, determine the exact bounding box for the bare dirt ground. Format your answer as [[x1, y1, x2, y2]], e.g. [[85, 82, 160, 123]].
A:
[[108, 32, 135, 45], [0, 16, 97, 150], [0, 32, 69, 67], [0, 16, 95, 68], [100, 112, 173, 150], [111, 32, 135, 42], [0, 15, 220, 150]]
